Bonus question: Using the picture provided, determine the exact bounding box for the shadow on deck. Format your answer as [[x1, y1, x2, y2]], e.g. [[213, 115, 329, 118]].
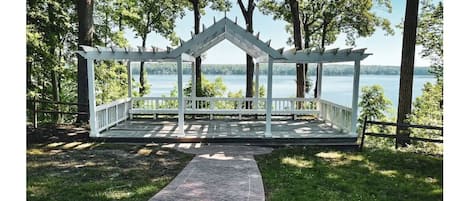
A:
[[97, 117, 358, 148]]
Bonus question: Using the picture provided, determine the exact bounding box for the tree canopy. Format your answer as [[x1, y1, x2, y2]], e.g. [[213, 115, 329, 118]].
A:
[[416, 0, 443, 82], [258, 0, 394, 48]]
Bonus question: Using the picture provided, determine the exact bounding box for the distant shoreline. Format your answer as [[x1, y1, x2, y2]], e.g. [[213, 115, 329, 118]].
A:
[[131, 64, 432, 76]]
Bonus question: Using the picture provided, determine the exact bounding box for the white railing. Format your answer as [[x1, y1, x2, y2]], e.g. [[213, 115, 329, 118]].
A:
[[95, 98, 131, 132], [131, 97, 178, 110], [318, 99, 352, 132], [94, 97, 353, 133], [130, 97, 318, 115]]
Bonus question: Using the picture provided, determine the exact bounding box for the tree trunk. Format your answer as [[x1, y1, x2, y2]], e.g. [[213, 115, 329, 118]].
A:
[[314, 21, 328, 98], [396, 0, 419, 147], [304, 25, 310, 94], [27, 61, 33, 120], [193, 0, 203, 97], [47, 2, 61, 123], [289, 0, 305, 101], [51, 67, 60, 123], [239, 0, 255, 109], [27, 61, 32, 94], [139, 35, 147, 96], [77, 0, 94, 123]]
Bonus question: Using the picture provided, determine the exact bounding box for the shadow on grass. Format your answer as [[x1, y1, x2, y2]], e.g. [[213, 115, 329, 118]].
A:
[[27, 124, 90, 145], [27, 141, 194, 201], [255, 147, 442, 201]]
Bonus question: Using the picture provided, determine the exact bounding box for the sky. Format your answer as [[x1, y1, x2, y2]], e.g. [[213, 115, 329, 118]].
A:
[[127, 0, 433, 66]]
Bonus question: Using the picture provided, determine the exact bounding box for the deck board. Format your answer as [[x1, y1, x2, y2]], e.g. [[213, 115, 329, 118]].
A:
[[99, 118, 355, 139]]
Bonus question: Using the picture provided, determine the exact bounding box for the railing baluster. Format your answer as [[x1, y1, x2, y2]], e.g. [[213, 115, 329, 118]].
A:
[[115, 105, 118, 124]]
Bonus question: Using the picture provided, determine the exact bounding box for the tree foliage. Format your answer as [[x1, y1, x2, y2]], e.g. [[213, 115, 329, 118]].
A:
[[408, 82, 443, 153], [258, 0, 394, 99], [125, 0, 184, 46], [258, 0, 394, 47], [27, 0, 77, 123], [26, 0, 187, 124], [124, 0, 185, 96], [182, 76, 227, 98], [358, 85, 394, 148], [411, 0, 443, 127], [358, 85, 392, 123], [416, 0, 443, 82], [410, 82, 442, 127]]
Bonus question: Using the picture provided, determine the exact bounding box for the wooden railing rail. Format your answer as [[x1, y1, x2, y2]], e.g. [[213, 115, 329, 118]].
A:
[[360, 116, 443, 151], [29, 99, 88, 106], [27, 99, 89, 128], [130, 97, 317, 112]]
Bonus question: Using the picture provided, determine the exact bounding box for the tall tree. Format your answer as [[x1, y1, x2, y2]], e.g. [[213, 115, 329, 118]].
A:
[[238, 0, 256, 108], [187, 0, 231, 97], [93, 0, 130, 104], [396, 0, 419, 147], [125, 0, 183, 96], [28, 0, 76, 123], [289, 0, 305, 99], [259, 0, 393, 98], [310, 0, 393, 97], [77, 0, 94, 123], [408, 1, 443, 152], [259, 0, 304, 99]]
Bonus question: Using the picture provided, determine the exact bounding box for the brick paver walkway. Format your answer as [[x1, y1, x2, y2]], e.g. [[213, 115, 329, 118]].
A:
[[148, 144, 273, 201]]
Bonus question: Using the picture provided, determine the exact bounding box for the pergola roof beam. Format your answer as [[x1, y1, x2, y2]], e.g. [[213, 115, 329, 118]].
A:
[[169, 17, 284, 60], [257, 47, 371, 63], [192, 34, 226, 57], [338, 48, 353, 55], [76, 45, 195, 62]]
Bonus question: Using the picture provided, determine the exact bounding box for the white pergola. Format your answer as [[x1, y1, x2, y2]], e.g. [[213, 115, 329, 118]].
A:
[[77, 17, 371, 138]]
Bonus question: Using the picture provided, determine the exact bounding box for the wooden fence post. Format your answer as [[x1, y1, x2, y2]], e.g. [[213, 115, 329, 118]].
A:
[[360, 116, 368, 151], [33, 98, 37, 129]]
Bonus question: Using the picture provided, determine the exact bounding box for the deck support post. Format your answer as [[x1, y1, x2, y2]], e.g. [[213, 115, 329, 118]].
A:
[[127, 61, 132, 98], [87, 59, 98, 137], [351, 60, 361, 135], [127, 61, 132, 120], [191, 61, 196, 110], [177, 56, 185, 136], [255, 62, 260, 110], [317, 62, 323, 99], [317, 62, 323, 113], [265, 57, 273, 137]]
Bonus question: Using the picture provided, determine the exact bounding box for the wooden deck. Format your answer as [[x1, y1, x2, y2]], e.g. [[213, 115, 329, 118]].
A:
[[97, 117, 358, 146]]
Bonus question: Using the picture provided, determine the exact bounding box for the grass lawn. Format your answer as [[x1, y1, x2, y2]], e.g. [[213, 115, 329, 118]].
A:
[[27, 142, 193, 201], [256, 147, 443, 201]]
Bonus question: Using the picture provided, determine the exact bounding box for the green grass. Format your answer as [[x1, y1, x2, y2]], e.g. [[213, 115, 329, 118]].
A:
[[256, 147, 443, 201], [27, 142, 193, 201]]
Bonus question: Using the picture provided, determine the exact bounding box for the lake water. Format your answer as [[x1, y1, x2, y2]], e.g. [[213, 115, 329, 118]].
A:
[[140, 74, 435, 110]]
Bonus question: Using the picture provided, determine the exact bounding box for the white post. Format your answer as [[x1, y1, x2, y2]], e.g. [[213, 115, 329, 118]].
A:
[[265, 57, 273, 137], [255, 63, 260, 109], [177, 56, 185, 136], [87, 59, 98, 137], [191, 62, 196, 109], [317, 62, 323, 115], [127, 61, 132, 98], [317, 63, 323, 99], [351, 60, 361, 134]]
